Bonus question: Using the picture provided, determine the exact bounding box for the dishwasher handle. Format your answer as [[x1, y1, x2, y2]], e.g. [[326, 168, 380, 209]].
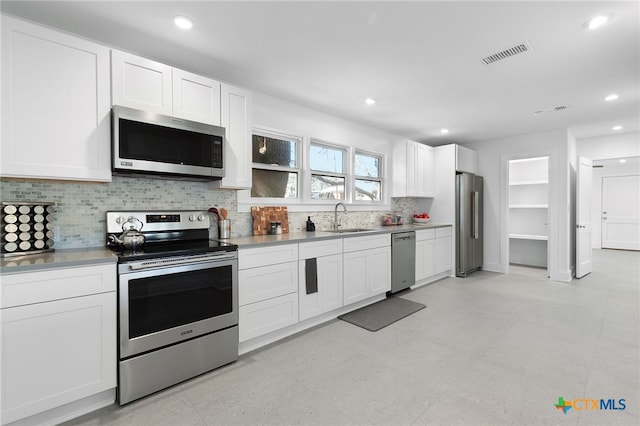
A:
[[392, 232, 416, 242]]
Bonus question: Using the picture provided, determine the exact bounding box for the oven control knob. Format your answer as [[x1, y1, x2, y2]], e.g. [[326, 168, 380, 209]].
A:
[[189, 215, 195, 221], [197, 214, 205, 221], [115, 216, 127, 224]]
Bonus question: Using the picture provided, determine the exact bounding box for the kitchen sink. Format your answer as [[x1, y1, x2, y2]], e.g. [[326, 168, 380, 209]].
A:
[[323, 228, 377, 233]]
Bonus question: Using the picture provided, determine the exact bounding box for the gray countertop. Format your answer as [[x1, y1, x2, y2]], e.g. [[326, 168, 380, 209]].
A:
[[0, 223, 452, 273], [0, 247, 117, 275], [228, 223, 452, 249]]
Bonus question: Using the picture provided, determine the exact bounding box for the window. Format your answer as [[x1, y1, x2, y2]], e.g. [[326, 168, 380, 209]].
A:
[[354, 151, 383, 201], [251, 130, 300, 198], [309, 141, 347, 200]]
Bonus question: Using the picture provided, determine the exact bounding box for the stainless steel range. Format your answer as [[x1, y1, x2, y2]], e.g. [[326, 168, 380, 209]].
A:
[[106, 210, 238, 405]]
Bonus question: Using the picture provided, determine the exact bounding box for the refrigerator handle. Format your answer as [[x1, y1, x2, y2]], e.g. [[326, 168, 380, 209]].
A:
[[473, 191, 479, 239]]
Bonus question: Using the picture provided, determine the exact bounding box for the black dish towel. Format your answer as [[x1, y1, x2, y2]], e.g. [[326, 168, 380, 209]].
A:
[[305, 258, 318, 294]]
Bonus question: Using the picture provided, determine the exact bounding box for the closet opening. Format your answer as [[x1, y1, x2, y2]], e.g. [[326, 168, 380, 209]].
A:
[[508, 156, 550, 278]]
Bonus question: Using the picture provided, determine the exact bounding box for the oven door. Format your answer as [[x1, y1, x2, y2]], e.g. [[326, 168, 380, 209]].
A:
[[119, 255, 237, 359]]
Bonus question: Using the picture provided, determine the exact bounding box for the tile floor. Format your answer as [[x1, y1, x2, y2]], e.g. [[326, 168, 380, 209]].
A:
[[66, 249, 639, 426]]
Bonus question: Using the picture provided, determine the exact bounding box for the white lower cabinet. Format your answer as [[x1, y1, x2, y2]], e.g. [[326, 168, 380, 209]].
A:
[[298, 239, 343, 321], [415, 226, 452, 283], [1, 263, 117, 426], [238, 244, 299, 342], [343, 235, 391, 305], [416, 230, 436, 281], [435, 229, 453, 274]]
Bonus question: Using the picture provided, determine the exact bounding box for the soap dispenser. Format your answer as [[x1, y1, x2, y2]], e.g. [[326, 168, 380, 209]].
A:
[[306, 216, 316, 232]]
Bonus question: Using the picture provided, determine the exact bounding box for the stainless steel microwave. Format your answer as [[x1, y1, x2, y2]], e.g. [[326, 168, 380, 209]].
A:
[[112, 106, 225, 180]]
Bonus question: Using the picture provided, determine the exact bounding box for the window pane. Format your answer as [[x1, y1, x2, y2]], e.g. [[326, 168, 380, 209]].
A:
[[252, 134, 297, 167], [310, 175, 345, 200], [251, 169, 298, 198], [310, 144, 344, 173], [355, 153, 380, 178], [355, 179, 381, 201]]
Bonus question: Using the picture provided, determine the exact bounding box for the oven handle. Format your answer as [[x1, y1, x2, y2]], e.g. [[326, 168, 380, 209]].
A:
[[128, 252, 237, 270]]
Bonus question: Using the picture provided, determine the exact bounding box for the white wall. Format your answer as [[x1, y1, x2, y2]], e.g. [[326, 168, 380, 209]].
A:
[[466, 128, 573, 282], [577, 131, 640, 160]]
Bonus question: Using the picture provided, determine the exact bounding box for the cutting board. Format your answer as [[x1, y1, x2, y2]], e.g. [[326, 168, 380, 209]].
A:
[[251, 206, 289, 235]]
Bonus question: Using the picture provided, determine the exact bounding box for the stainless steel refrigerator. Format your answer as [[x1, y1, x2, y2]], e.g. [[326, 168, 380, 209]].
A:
[[456, 172, 483, 277]]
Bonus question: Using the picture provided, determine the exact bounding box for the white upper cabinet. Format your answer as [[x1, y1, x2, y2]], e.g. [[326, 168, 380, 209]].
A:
[[1, 15, 111, 182], [111, 50, 221, 125], [214, 83, 252, 189], [392, 140, 435, 197], [173, 69, 221, 125], [455, 145, 477, 174], [111, 51, 172, 115]]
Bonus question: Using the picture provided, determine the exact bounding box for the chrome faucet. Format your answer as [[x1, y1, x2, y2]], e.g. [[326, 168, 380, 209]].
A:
[[334, 202, 347, 230]]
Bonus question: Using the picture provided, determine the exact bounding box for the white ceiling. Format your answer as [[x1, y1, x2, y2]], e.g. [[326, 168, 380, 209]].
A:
[[2, 0, 639, 146]]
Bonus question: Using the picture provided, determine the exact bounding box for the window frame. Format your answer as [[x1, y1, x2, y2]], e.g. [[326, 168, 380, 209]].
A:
[[353, 149, 384, 204], [249, 127, 302, 202], [239, 127, 389, 212], [307, 138, 348, 202]]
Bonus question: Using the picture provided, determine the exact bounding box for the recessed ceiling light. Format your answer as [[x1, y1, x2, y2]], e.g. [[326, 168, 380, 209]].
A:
[[619, 159, 627, 163], [174, 15, 194, 30], [365, 98, 377, 105], [612, 125, 623, 131], [585, 14, 613, 30], [604, 94, 619, 102], [440, 128, 449, 134]]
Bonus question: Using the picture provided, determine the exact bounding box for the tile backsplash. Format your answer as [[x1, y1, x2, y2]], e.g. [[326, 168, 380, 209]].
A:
[[1, 178, 425, 249]]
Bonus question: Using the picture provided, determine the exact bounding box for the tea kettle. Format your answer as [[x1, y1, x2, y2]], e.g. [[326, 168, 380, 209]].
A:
[[109, 217, 146, 250]]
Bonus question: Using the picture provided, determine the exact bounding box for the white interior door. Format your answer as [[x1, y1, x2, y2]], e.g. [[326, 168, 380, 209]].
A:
[[602, 175, 640, 250], [576, 157, 592, 278]]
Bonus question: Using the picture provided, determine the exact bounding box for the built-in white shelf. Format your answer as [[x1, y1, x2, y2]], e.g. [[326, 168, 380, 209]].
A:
[[509, 234, 548, 241], [509, 204, 549, 209], [509, 180, 549, 186]]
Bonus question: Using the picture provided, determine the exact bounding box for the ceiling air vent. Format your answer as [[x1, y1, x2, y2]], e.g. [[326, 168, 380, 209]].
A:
[[481, 41, 533, 65], [533, 105, 569, 114]]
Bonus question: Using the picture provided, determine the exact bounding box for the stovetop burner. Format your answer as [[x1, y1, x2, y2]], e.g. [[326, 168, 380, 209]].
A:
[[106, 210, 237, 262]]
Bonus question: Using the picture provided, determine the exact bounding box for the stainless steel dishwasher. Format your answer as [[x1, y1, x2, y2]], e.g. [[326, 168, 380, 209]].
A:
[[390, 231, 416, 294]]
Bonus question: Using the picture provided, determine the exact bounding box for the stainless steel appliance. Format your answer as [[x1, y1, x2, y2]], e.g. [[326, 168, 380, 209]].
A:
[[112, 106, 225, 180], [106, 210, 238, 405], [456, 173, 483, 276], [390, 231, 416, 294]]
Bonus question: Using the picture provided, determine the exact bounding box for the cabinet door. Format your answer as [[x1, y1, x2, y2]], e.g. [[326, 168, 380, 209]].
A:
[[1, 292, 116, 424], [299, 254, 343, 321], [111, 50, 172, 114], [172, 69, 221, 125], [423, 145, 435, 197], [406, 141, 418, 196], [343, 250, 369, 305], [239, 293, 298, 342], [298, 258, 322, 321], [368, 246, 391, 295], [320, 254, 344, 312], [415, 238, 435, 282], [435, 236, 452, 274], [1, 16, 111, 182], [216, 83, 252, 189]]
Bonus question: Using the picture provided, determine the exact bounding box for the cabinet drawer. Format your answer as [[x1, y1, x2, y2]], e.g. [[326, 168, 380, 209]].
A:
[[436, 227, 452, 238], [299, 238, 342, 259], [1, 264, 116, 309], [239, 293, 298, 342], [343, 234, 390, 253], [415, 229, 435, 241], [239, 243, 298, 269], [239, 261, 298, 306]]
